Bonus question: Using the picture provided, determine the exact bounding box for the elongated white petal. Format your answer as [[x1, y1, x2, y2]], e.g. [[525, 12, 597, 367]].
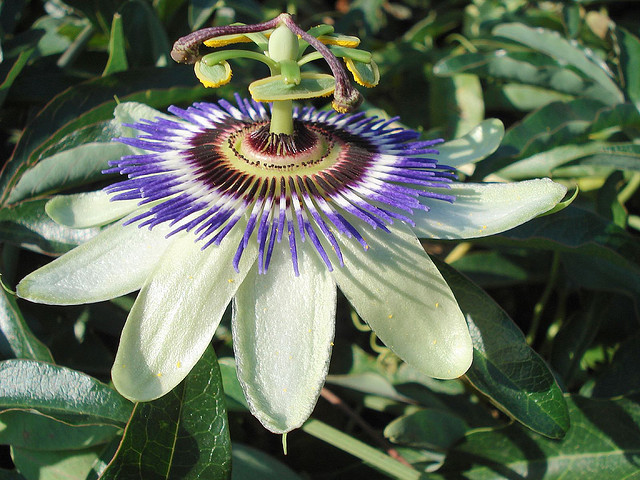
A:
[[112, 226, 257, 402], [46, 191, 140, 228], [437, 119, 504, 168], [412, 179, 567, 240], [332, 221, 472, 379], [17, 220, 170, 305], [233, 241, 336, 433]]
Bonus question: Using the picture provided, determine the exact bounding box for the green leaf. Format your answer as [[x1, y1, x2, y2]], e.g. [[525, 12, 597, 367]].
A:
[[103, 13, 128, 76], [492, 23, 623, 105], [188, 0, 218, 30], [493, 206, 640, 272], [59, 1, 121, 34], [435, 260, 570, 439], [302, 419, 422, 480], [437, 119, 504, 168], [451, 250, 542, 288], [0, 359, 133, 426], [119, 0, 171, 67], [430, 73, 484, 139], [436, 396, 640, 479], [497, 142, 640, 180], [475, 99, 611, 177], [0, 287, 53, 362], [7, 142, 132, 205], [592, 335, 640, 397], [0, 66, 207, 207], [434, 51, 612, 101], [0, 31, 40, 108], [0, 199, 100, 255], [0, 468, 26, 479], [384, 409, 468, 449], [0, 410, 119, 450], [218, 357, 248, 411], [550, 293, 610, 385], [613, 27, 640, 109], [486, 83, 574, 111], [249, 74, 335, 102], [231, 443, 303, 480], [12, 445, 106, 480], [99, 347, 231, 480]]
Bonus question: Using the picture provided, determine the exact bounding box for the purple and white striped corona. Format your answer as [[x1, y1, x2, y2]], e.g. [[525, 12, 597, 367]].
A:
[[107, 96, 455, 276]]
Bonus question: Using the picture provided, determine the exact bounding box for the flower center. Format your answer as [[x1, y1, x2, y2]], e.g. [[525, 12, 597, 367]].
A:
[[226, 122, 342, 176]]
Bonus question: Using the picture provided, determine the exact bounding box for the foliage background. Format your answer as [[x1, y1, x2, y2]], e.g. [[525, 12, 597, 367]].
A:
[[1, 0, 639, 478]]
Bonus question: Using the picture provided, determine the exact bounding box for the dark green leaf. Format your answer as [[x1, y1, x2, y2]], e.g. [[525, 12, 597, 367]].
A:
[[491, 206, 640, 271], [384, 409, 468, 449], [99, 347, 231, 480], [592, 335, 640, 398], [550, 293, 609, 385], [0, 31, 43, 108], [0, 410, 119, 450], [12, 445, 106, 480], [60, 0, 123, 34], [119, 0, 171, 67], [0, 469, 26, 480], [0, 287, 53, 362], [0, 359, 132, 425], [218, 357, 248, 411], [436, 396, 640, 479], [103, 13, 128, 76], [613, 27, 640, 108], [189, 0, 218, 31], [561, 251, 640, 308], [231, 443, 302, 480], [436, 260, 570, 439], [451, 250, 543, 288], [0, 199, 100, 255]]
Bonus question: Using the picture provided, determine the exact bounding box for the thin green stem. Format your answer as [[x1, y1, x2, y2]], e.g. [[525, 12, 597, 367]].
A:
[[618, 172, 640, 205], [202, 50, 278, 71], [302, 419, 424, 480], [351, 310, 371, 332], [527, 252, 561, 345]]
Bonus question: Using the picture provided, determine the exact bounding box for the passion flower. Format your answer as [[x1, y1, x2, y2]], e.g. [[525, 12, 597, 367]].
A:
[[17, 14, 567, 433]]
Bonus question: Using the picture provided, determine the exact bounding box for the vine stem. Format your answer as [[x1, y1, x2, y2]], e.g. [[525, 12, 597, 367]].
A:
[[320, 387, 415, 469], [527, 252, 561, 345]]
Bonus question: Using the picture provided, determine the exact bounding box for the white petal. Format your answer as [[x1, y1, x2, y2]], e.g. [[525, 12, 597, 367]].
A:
[[233, 241, 336, 433], [412, 179, 567, 240], [332, 221, 472, 379], [112, 226, 257, 402], [437, 119, 504, 168], [46, 191, 139, 228], [17, 219, 171, 305]]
